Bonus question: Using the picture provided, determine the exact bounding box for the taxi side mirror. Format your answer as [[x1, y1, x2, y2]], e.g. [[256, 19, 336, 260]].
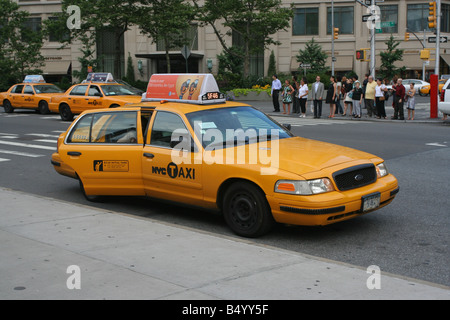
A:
[[93, 92, 103, 97], [170, 135, 196, 152], [282, 123, 291, 131]]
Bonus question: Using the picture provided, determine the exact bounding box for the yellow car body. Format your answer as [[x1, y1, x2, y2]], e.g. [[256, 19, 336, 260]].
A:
[[419, 79, 446, 95], [48, 82, 142, 121], [0, 82, 64, 114], [51, 100, 399, 237]]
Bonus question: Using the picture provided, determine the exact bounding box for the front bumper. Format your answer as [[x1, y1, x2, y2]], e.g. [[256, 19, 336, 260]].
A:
[[267, 174, 399, 226]]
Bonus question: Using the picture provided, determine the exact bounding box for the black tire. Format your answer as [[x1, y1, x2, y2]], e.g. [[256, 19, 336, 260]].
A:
[[222, 181, 274, 238], [59, 104, 73, 121], [38, 101, 50, 114], [78, 178, 102, 202], [3, 100, 14, 113], [419, 91, 428, 97]]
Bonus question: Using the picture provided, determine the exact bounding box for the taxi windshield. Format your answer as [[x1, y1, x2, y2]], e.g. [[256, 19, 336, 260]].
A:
[[34, 85, 63, 94], [100, 85, 135, 96], [185, 106, 293, 148]]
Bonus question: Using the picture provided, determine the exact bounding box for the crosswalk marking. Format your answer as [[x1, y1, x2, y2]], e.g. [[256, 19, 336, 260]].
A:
[[26, 133, 60, 138], [0, 140, 55, 150], [33, 139, 57, 143], [0, 149, 44, 158], [0, 158, 10, 162]]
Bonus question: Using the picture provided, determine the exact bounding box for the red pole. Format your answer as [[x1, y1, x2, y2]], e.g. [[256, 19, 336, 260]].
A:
[[430, 74, 438, 118]]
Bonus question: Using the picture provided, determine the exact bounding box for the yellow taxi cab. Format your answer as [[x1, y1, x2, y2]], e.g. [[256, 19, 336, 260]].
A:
[[419, 79, 446, 96], [48, 73, 142, 121], [0, 75, 64, 114], [51, 74, 399, 237]]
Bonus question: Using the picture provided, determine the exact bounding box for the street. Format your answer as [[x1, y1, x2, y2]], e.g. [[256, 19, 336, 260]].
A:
[[0, 105, 449, 288]]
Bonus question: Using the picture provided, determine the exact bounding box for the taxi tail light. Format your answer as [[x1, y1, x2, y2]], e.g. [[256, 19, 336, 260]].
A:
[[440, 89, 445, 102]]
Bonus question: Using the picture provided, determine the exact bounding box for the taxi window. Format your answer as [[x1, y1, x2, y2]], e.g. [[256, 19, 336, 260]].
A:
[[91, 111, 138, 144], [23, 85, 34, 94], [150, 111, 188, 148], [88, 85, 102, 97], [67, 114, 93, 143], [34, 85, 63, 94], [11, 85, 24, 94], [69, 85, 88, 96]]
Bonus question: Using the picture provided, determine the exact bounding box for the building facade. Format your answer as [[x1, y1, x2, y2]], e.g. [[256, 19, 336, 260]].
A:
[[16, 0, 450, 83]]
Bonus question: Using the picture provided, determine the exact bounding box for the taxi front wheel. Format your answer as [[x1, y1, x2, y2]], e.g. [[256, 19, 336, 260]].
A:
[[60, 104, 74, 121], [223, 182, 274, 238], [3, 100, 13, 113]]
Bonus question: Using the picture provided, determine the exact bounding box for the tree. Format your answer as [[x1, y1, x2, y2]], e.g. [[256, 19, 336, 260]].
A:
[[195, 0, 293, 78], [136, 0, 196, 73], [45, 0, 142, 79], [296, 38, 328, 75], [267, 50, 276, 77], [0, 0, 44, 90], [379, 35, 406, 80]]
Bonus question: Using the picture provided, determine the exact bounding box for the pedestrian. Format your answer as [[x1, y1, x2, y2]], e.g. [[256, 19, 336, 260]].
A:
[[392, 78, 406, 120], [298, 77, 308, 118], [343, 78, 353, 116], [362, 73, 369, 109], [311, 75, 324, 119], [364, 75, 377, 117], [326, 75, 337, 118], [375, 78, 387, 119], [292, 76, 300, 114], [352, 81, 363, 118], [406, 83, 416, 120], [281, 79, 294, 115], [271, 74, 282, 112], [335, 76, 344, 115]]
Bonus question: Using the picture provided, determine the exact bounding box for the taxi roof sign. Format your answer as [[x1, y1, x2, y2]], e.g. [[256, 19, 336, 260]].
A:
[[142, 74, 225, 105], [84, 73, 116, 83], [23, 75, 45, 83]]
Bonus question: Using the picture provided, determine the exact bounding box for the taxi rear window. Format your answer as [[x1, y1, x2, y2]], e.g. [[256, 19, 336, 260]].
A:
[[67, 111, 138, 144]]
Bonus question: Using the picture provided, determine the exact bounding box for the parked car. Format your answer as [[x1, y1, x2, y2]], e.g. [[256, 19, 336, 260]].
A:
[[386, 79, 429, 93], [438, 79, 450, 117], [419, 79, 446, 96]]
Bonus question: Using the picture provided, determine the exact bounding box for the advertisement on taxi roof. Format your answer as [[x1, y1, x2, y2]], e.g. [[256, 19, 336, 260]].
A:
[[145, 74, 205, 101]]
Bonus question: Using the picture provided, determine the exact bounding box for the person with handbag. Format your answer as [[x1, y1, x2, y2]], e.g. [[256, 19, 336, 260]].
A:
[[352, 81, 363, 118], [375, 78, 388, 119], [406, 83, 416, 120]]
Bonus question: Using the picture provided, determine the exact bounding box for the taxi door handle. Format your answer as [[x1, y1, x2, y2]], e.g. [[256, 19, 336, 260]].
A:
[[143, 153, 154, 159], [67, 151, 82, 156]]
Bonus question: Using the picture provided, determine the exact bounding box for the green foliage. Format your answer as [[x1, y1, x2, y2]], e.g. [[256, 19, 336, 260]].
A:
[[125, 53, 135, 83], [296, 38, 329, 75], [379, 35, 406, 80], [0, 0, 44, 91], [267, 51, 276, 77]]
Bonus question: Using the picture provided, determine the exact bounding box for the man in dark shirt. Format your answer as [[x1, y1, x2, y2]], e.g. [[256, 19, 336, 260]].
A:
[[393, 78, 405, 120]]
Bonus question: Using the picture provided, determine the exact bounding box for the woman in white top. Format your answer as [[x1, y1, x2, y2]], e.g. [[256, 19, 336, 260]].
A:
[[298, 77, 309, 118], [375, 78, 387, 119]]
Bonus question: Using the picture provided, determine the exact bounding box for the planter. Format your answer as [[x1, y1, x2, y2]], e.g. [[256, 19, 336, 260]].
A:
[[226, 90, 271, 101]]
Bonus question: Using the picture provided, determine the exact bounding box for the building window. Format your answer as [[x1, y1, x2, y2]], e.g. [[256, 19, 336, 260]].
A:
[[48, 17, 70, 42], [442, 3, 450, 33], [22, 17, 41, 42], [327, 6, 354, 35], [379, 5, 398, 34], [292, 8, 319, 36], [232, 30, 264, 77], [156, 24, 198, 51], [407, 4, 431, 32]]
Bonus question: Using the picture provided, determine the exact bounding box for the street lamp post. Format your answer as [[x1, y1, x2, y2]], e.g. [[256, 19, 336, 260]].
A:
[[331, 0, 335, 75]]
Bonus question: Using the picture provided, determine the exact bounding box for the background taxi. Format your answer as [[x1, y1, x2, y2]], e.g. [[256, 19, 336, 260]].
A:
[[51, 74, 399, 238], [419, 79, 446, 96], [0, 75, 64, 114], [48, 73, 142, 121]]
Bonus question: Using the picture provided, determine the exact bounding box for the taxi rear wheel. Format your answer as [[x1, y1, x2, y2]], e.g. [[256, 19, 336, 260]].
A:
[[3, 100, 14, 113], [38, 101, 50, 114], [60, 104, 73, 121], [78, 177, 102, 202], [223, 182, 274, 238]]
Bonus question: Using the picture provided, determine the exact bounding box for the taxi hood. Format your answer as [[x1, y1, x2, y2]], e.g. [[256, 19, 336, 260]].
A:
[[253, 136, 378, 177]]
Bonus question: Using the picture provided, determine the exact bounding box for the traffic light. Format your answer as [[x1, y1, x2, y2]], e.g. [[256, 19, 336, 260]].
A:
[[405, 32, 410, 41], [428, 1, 437, 29], [333, 28, 339, 40], [356, 50, 366, 61], [420, 49, 430, 60]]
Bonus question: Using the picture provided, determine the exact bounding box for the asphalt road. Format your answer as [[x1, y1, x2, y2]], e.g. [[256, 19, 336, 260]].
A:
[[0, 108, 449, 287]]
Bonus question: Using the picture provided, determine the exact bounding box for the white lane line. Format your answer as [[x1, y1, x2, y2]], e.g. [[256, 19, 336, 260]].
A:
[[0, 140, 55, 150], [26, 133, 60, 138], [0, 149, 44, 158], [33, 139, 57, 143], [0, 158, 10, 162]]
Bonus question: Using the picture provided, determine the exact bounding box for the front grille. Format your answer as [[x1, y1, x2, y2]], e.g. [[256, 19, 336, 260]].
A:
[[333, 164, 377, 191]]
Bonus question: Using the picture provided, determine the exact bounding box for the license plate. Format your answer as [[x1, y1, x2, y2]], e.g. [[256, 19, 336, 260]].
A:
[[361, 193, 381, 212]]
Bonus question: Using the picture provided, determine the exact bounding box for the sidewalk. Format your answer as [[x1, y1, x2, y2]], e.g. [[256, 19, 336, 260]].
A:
[[241, 98, 448, 124], [0, 187, 448, 300]]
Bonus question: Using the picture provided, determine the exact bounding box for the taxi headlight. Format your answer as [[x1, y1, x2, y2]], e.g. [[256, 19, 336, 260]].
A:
[[376, 162, 388, 178], [275, 178, 335, 195]]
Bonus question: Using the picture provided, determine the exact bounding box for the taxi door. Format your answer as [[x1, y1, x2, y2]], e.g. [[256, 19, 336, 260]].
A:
[[86, 85, 104, 110], [61, 110, 145, 196], [8, 85, 24, 107], [142, 110, 204, 206], [22, 85, 36, 108], [67, 84, 89, 114]]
